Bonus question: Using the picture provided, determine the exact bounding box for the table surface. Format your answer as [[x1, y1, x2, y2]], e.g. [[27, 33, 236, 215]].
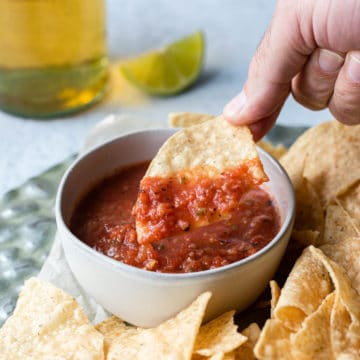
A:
[[0, 0, 331, 197]]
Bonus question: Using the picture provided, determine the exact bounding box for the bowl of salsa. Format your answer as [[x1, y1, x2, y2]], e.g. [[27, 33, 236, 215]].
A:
[[56, 129, 295, 327]]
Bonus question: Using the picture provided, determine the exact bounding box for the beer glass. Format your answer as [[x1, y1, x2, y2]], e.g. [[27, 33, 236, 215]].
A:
[[0, 0, 108, 118]]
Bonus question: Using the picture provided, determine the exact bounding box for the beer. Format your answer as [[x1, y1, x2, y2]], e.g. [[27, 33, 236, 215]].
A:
[[0, 0, 108, 118]]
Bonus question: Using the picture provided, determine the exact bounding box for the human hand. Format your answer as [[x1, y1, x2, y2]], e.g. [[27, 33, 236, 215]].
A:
[[223, 0, 360, 140]]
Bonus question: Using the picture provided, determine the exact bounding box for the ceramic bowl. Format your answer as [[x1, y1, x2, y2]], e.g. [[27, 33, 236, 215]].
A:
[[56, 129, 295, 327]]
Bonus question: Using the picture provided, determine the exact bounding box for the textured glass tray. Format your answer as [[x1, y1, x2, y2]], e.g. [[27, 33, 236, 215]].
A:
[[0, 125, 307, 326]]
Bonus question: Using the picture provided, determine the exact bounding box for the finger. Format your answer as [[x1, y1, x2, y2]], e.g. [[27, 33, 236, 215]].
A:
[[329, 51, 360, 125], [292, 49, 344, 110], [223, 0, 315, 127], [249, 110, 280, 142]]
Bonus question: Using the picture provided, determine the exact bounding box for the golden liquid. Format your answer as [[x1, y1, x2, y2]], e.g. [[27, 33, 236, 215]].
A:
[[0, 0, 108, 118]]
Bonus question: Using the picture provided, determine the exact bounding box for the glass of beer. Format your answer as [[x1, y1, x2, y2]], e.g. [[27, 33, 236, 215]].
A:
[[0, 0, 108, 118]]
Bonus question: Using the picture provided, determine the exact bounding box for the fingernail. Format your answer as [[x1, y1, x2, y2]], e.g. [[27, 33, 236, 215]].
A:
[[223, 91, 247, 120], [348, 54, 360, 83], [318, 49, 344, 73]]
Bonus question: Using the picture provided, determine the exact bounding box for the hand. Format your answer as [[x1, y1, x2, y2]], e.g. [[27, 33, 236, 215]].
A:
[[223, 0, 360, 140]]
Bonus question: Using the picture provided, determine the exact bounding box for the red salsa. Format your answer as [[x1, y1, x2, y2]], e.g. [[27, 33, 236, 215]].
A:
[[70, 161, 280, 273], [134, 159, 267, 244]]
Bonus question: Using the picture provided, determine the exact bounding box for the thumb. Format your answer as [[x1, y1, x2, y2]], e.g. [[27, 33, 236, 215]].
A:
[[223, 0, 314, 139]]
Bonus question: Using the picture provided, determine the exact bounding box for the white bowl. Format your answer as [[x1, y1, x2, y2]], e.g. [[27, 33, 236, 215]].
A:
[[56, 129, 295, 327]]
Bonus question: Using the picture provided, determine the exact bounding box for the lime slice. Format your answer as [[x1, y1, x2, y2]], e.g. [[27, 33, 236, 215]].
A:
[[120, 32, 205, 96]]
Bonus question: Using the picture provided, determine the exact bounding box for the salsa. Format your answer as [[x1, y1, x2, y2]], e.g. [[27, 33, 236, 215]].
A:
[[70, 161, 280, 273], [134, 160, 267, 244]]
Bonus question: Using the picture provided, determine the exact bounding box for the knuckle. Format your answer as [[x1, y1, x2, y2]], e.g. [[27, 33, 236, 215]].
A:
[[292, 88, 328, 110], [330, 99, 360, 125]]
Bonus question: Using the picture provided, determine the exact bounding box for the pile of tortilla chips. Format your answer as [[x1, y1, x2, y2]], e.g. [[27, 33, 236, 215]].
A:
[[0, 278, 260, 360], [254, 120, 360, 359]]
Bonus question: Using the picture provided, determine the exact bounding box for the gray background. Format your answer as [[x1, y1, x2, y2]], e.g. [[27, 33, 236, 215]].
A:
[[0, 0, 331, 196]]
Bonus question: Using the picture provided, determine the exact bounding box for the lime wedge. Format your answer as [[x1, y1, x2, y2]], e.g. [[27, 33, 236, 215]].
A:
[[120, 32, 205, 96]]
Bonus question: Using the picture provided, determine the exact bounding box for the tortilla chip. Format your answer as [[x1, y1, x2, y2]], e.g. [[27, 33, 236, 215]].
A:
[[135, 116, 267, 243], [254, 319, 294, 360], [309, 246, 360, 325], [194, 311, 246, 357], [169, 112, 215, 128], [322, 204, 359, 245], [290, 292, 335, 360], [257, 141, 287, 160], [146, 116, 265, 180], [193, 352, 235, 360], [279, 130, 310, 185], [303, 121, 360, 205], [208, 353, 227, 360], [320, 238, 360, 296], [273, 248, 333, 331], [330, 294, 360, 358], [95, 316, 137, 356], [270, 280, 281, 318], [205, 351, 231, 360], [294, 177, 324, 236], [291, 230, 320, 247], [235, 323, 261, 360], [281, 121, 360, 207], [223, 352, 236, 360], [168, 113, 288, 162], [96, 292, 211, 360], [311, 247, 360, 357], [337, 181, 360, 231], [281, 149, 324, 244], [0, 277, 104, 359]]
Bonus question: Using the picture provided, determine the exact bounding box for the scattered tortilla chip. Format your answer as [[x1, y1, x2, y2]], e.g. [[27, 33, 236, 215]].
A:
[[270, 280, 281, 318], [280, 130, 310, 185], [330, 294, 360, 358], [95, 316, 137, 356], [293, 177, 324, 236], [291, 230, 320, 247], [290, 292, 335, 360], [320, 238, 360, 296], [169, 112, 215, 128], [337, 181, 360, 231], [273, 248, 333, 331], [96, 292, 211, 360], [318, 205, 360, 293], [223, 351, 236, 360], [257, 140, 287, 160], [134, 116, 267, 243], [200, 351, 236, 360], [0, 277, 104, 360], [282, 121, 360, 207], [254, 318, 293, 360], [281, 150, 324, 245], [235, 323, 261, 360], [309, 246, 360, 320], [194, 311, 246, 357], [208, 353, 228, 360], [322, 204, 359, 245], [309, 246, 360, 358], [303, 121, 360, 205]]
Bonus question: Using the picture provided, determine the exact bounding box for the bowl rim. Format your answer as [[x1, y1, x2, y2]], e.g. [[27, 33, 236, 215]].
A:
[[56, 128, 295, 281]]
